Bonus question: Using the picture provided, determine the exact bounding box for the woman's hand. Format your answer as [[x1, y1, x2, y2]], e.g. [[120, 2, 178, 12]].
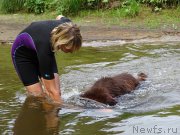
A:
[[41, 78, 62, 104]]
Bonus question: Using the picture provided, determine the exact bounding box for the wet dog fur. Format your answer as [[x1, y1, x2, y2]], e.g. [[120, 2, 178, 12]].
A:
[[80, 73, 147, 106]]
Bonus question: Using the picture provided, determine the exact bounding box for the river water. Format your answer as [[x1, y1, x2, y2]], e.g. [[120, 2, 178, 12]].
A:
[[0, 42, 179, 135]]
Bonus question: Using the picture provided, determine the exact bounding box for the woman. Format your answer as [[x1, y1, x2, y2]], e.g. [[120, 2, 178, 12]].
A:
[[13, 96, 60, 134], [11, 15, 82, 104]]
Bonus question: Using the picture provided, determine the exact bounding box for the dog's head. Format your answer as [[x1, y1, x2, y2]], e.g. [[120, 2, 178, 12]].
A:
[[81, 88, 117, 106], [137, 72, 147, 81]]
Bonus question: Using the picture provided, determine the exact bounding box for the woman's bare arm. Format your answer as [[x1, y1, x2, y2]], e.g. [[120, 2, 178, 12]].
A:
[[41, 78, 62, 104]]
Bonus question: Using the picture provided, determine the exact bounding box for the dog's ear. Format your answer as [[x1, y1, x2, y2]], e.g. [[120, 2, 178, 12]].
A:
[[105, 94, 117, 106]]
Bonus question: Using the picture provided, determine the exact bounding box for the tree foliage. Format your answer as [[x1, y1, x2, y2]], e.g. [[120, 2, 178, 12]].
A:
[[0, 0, 26, 13], [138, 0, 180, 11], [0, 0, 179, 15], [24, 0, 46, 14]]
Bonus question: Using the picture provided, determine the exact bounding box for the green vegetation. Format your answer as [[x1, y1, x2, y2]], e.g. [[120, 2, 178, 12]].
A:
[[0, 6, 179, 30], [0, 0, 26, 13], [0, 0, 179, 16], [0, 0, 179, 30], [139, 0, 180, 12]]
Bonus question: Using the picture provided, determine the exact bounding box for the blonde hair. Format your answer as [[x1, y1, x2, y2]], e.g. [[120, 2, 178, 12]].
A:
[[51, 22, 82, 52]]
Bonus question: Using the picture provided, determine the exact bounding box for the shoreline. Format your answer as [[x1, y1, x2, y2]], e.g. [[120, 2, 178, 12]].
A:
[[0, 21, 180, 45]]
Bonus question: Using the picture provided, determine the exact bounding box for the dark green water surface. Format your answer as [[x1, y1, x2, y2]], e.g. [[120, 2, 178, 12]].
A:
[[0, 43, 180, 135]]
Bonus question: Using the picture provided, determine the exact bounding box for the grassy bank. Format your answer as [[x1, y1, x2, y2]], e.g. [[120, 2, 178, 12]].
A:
[[75, 6, 180, 30], [0, 6, 179, 30]]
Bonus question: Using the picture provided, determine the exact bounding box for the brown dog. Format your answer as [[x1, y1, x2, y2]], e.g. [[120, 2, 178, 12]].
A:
[[80, 73, 147, 106]]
